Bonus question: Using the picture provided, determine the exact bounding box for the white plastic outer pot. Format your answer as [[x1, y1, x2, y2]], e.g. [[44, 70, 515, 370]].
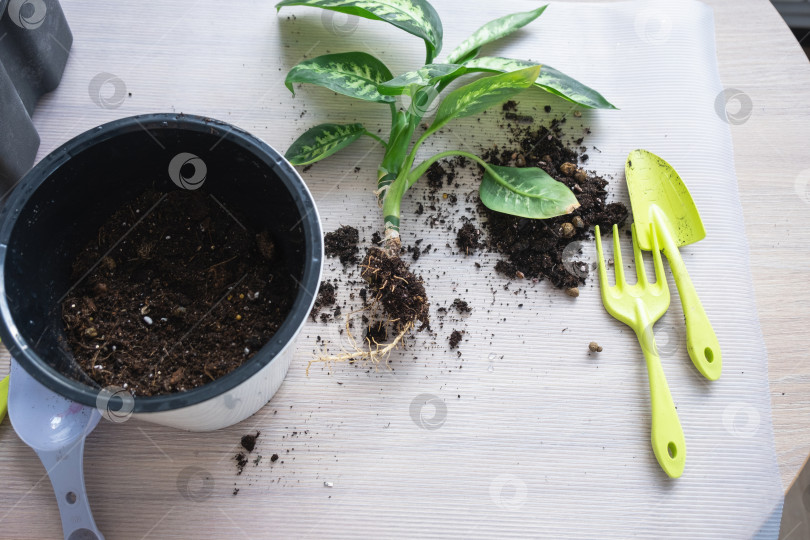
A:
[[0, 114, 323, 431]]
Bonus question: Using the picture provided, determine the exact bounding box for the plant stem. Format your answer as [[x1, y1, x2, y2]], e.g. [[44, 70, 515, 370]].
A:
[[377, 77, 446, 199], [408, 150, 491, 189], [374, 79, 458, 252], [363, 131, 388, 148], [400, 129, 432, 177], [378, 128, 453, 252], [377, 115, 418, 202], [381, 168, 409, 251]]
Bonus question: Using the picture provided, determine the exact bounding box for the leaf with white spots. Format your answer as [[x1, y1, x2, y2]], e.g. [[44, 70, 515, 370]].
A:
[[429, 65, 540, 133], [446, 6, 547, 64], [285, 52, 395, 103], [479, 164, 580, 219], [276, 0, 443, 61], [285, 123, 367, 165], [464, 56, 617, 109], [378, 63, 464, 96]]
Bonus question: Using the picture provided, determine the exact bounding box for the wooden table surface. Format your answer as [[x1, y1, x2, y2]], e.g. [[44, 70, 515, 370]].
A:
[[1, 0, 809, 537]]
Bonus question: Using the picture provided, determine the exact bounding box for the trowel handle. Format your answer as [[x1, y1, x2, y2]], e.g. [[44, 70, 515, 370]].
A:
[[37, 439, 105, 540], [656, 225, 722, 380]]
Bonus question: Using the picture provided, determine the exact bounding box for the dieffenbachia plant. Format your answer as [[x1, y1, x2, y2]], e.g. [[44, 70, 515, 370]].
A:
[[277, 1, 615, 252]]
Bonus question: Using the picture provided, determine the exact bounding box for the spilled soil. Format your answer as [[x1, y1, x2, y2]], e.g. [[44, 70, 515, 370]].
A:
[[312, 101, 628, 355], [310, 281, 337, 322], [456, 222, 482, 255], [234, 431, 261, 476], [478, 103, 628, 288], [448, 330, 463, 349], [324, 225, 360, 265]]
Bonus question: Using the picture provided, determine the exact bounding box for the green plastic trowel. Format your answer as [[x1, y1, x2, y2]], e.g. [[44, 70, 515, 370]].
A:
[[625, 149, 721, 380]]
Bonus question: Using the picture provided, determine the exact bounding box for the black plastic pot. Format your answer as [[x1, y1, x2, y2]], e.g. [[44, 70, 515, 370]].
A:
[[0, 114, 323, 430], [0, 0, 73, 190]]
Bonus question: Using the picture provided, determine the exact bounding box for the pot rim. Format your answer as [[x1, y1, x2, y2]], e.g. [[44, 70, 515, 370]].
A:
[[0, 113, 323, 413]]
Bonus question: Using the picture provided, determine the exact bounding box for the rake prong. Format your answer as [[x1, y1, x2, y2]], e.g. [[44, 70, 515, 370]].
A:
[[631, 223, 648, 286], [611, 224, 625, 287], [650, 222, 666, 287], [594, 225, 610, 290]]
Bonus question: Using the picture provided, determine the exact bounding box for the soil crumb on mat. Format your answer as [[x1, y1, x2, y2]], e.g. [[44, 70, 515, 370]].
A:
[[324, 225, 360, 265], [234, 431, 261, 477], [449, 330, 463, 349], [241, 431, 260, 453], [451, 298, 472, 314], [234, 452, 249, 475], [310, 281, 337, 322], [456, 221, 481, 254], [61, 190, 297, 396]]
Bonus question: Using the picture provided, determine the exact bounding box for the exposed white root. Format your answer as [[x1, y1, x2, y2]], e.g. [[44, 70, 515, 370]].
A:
[[307, 310, 412, 376]]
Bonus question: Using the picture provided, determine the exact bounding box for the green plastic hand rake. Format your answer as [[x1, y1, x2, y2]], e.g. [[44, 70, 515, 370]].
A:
[[595, 223, 686, 478]]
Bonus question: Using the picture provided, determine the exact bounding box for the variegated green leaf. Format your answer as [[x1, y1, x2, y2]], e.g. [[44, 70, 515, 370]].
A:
[[286, 123, 366, 166], [446, 6, 547, 64], [429, 65, 540, 133], [378, 63, 463, 96], [276, 0, 443, 61], [453, 47, 480, 65], [464, 56, 617, 109], [479, 164, 580, 219], [285, 52, 395, 103]]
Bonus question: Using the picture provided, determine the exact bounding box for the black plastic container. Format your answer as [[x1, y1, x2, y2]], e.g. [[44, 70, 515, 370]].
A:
[[0, 114, 323, 430], [0, 0, 73, 191]]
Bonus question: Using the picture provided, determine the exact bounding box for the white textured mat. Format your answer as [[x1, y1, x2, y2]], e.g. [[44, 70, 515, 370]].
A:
[[16, 0, 782, 537], [294, 1, 783, 537]]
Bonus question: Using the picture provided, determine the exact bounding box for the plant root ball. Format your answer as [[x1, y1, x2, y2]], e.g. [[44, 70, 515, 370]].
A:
[[360, 248, 430, 332]]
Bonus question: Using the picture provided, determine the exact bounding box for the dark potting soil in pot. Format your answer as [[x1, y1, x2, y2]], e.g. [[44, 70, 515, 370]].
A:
[[61, 189, 297, 397]]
